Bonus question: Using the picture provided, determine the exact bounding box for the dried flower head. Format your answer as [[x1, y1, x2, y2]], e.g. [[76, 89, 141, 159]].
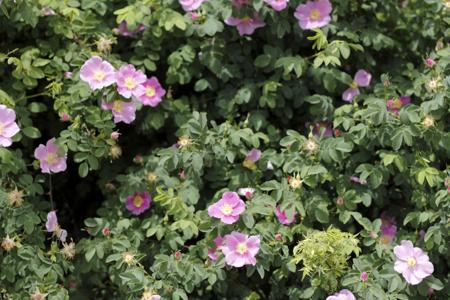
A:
[[425, 76, 442, 92], [1, 235, 16, 252], [147, 172, 157, 183], [109, 145, 122, 160], [422, 116, 435, 128], [30, 288, 47, 300], [96, 35, 116, 53], [289, 174, 302, 190], [141, 288, 161, 300], [304, 139, 319, 152], [8, 188, 24, 206], [61, 242, 76, 259], [177, 135, 192, 148], [122, 251, 135, 265]]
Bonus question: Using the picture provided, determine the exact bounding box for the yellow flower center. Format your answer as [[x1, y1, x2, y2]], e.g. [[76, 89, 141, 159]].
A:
[[220, 203, 233, 215], [112, 101, 123, 112], [407, 257, 417, 267], [241, 16, 252, 23], [236, 242, 248, 254], [133, 196, 143, 208], [46, 153, 58, 165], [93, 70, 105, 81], [124, 77, 136, 90], [145, 87, 156, 97], [391, 98, 403, 110], [350, 81, 358, 89], [310, 9, 321, 20]]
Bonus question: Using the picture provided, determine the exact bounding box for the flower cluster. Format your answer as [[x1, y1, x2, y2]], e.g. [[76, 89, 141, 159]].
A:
[[80, 56, 166, 124], [225, 0, 333, 36]]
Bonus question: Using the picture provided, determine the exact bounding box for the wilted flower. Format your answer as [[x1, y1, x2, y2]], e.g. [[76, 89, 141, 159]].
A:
[[101, 100, 136, 124], [1, 235, 16, 251], [342, 69, 372, 102], [387, 96, 411, 115], [125, 192, 152, 215], [61, 242, 76, 259], [380, 212, 397, 244], [122, 251, 135, 265], [264, 0, 288, 11], [326, 289, 356, 300], [238, 188, 255, 199], [207, 192, 246, 224], [79, 56, 116, 90], [34, 138, 67, 173], [30, 288, 47, 300], [208, 235, 224, 261], [360, 271, 368, 282], [288, 174, 302, 189], [109, 145, 122, 159], [310, 121, 333, 138], [275, 233, 282, 241], [275, 206, 297, 225], [425, 76, 442, 92], [115, 64, 146, 98], [294, 0, 332, 30], [243, 148, 261, 170], [304, 138, 319, 152], [394, 240, 434, 285], [113, 21, 146, 37], [46, 211, 67, 242], [136, 77, 166, 107], [422, 116, 435, 128], [336, 197, 344, 206], [177, 135, 192, 149], [369, 231, 378, 239], [96, 35, 116, 53], [0, 104, 20, 147], [221, 232, 260, 267], [225, 14, 266, 36], [8, 188, 24, 206], [178, 0, 204, 11], [147, 172, 157, 183]]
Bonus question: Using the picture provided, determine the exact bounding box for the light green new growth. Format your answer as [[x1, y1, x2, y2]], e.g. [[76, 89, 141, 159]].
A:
[[292, 227, 360, 290]]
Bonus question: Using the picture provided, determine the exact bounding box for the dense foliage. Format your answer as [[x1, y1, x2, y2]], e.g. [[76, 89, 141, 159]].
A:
[[0, 0, 449, 299]]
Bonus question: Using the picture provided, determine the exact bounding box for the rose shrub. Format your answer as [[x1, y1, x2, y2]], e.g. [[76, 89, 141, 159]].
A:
[[0, 0, 449, 299]]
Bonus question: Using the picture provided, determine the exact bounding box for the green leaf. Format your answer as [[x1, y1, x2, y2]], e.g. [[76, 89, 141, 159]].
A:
[[22, 126, 41, 139]]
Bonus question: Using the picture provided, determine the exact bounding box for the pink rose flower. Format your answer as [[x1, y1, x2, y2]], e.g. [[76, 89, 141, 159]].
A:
[[387, 96, 411, 115], [326, 289, 356, 300], [246, 148, 262, 162], [115, 64, 147, 98], [80, 56, 116, 90], [394, 240, 434, 285], [294, 0, 332, 30], [178, 0, 204, 11], [34, 138, 67, 174], [275, 206, 297, 225], [0, 105, 20, 147], [46, 211, 67, 242], [101, 100, 136, 124], [342, 69, 372, 102], [207, 235, 224, 261], [264, 0, 288, 11], [225, 14, 266, 36], [221, 232, 260, 267], [207, 192, 246, 224], [136, 77, 166, 107], [125, 192, 152, 215]]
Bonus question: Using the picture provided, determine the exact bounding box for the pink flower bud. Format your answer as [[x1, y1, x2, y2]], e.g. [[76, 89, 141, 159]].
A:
[[360, 271, 368, 282], [110, 131, 120, 140], [190, 12, 201, 20], [60, 112, 70, 122], [179, 169, 186, 180], [102, 227, 110, 236], [174, 250, 182, 259], [275, 233, 282, 241], [425, 58, 435, 68], [369, 231, 378, 239], [336, 197, 344, 206], [64, 71, 73, 79]]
